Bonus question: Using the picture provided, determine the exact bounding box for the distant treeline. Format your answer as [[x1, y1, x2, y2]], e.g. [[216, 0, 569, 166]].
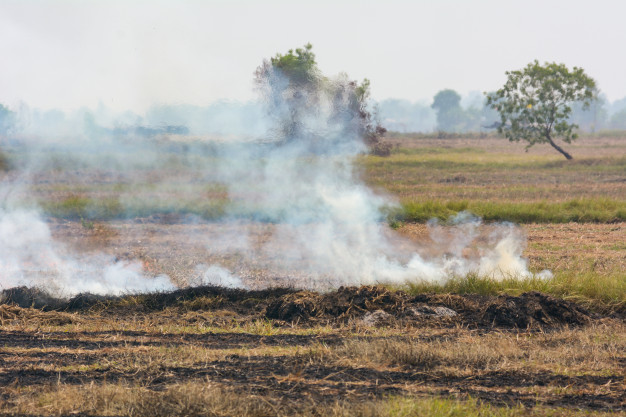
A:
[[377, 91, 626, 134], [1, 93, 626, 139]]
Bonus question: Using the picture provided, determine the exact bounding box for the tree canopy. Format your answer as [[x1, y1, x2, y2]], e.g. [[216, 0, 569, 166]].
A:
[[485, 61, 596, 160], [269, 43, 320, 88], [255, 44, 389, 155], [431, 89, 464, 132]]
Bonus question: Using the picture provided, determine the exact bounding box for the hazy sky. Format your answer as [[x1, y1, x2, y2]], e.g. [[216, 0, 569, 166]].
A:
[[1, 0, 625, 112]]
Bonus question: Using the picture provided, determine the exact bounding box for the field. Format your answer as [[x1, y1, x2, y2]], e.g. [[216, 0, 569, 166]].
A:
[[0, 135, 625, 416], [363, 136, 626, 223]]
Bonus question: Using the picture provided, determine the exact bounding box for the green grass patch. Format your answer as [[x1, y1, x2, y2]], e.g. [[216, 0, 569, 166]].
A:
[[394, 198, 626, 224], [362, 152, 626, 172], [41, 195, 626, 224]]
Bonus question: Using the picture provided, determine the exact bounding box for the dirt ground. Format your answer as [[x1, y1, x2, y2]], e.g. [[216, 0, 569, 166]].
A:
[[42, 218, 626, 290], [2, 219, 625, 413], [0, 215, 622, 416]]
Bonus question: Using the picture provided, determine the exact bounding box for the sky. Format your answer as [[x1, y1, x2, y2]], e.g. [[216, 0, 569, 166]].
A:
[[1, 0, 625, 113]]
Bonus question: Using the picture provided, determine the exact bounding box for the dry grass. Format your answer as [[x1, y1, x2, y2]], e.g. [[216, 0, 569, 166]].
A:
[[3, 383, 279, 417], [4, 382, 619, 417], [327, 323, 626, 375], [1, 312, 623, 416]]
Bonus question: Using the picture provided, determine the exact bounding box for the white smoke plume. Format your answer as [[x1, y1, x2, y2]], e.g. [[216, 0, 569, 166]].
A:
[[0, 51, 550, 296], [399, 213, 552, 283], [210, 64, 550, 287], [192, 265, 246, 289], [0, 208, 175, 297]]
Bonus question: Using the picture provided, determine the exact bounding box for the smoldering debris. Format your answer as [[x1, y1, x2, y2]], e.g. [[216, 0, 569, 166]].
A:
[[265, 286, 592, 328], [0, 284, 593, 329]]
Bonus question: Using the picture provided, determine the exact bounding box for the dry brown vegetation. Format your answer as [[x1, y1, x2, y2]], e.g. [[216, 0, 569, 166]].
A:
[[0, 301, 624, 416], [1, 136, 625, 416], [363, 136, 626, 203]]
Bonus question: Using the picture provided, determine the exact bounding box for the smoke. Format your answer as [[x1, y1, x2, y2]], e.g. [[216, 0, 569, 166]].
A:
[[0, 58, 550, 297], [0, 208, 175, 297], [191, 265, 246, 289], [200, 65, 550, 288], [410, 213, 552, 281]]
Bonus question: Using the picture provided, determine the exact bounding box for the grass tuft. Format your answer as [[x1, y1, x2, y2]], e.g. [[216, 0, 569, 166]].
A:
[[401, 269, 625, 314]]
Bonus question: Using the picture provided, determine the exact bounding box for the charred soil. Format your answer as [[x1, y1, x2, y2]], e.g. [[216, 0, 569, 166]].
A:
[[1, 285, 598, 329]]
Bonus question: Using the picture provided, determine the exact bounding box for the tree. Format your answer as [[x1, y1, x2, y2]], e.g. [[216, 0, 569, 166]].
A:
[[431, 89, 465, 132], [255, 44, 389, 155], [486, 61, 596, 160]]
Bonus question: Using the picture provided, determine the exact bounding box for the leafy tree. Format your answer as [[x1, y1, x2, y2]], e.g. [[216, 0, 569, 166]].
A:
[[269, 43, 320, 88], [486, 61, 596, 160], [255, 43, 389, 155], [0, 104, 15, 136], [431, 89, 465, 132]]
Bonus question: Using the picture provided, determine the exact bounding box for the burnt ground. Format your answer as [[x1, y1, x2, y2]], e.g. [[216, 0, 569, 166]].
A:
[[1, 285, 624, 414], [0, 284, 597, 328]]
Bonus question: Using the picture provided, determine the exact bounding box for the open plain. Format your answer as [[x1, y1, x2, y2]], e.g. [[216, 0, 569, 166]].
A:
[[0, 135, 625, 416]]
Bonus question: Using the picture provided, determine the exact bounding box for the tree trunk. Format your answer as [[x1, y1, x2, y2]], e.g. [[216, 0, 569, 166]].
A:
[[546, 135, 573, 160]]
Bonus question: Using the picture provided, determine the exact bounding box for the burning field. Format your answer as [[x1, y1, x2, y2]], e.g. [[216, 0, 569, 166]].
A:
[[1, 166, 625, 415], [0, 52, 625, 415]]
